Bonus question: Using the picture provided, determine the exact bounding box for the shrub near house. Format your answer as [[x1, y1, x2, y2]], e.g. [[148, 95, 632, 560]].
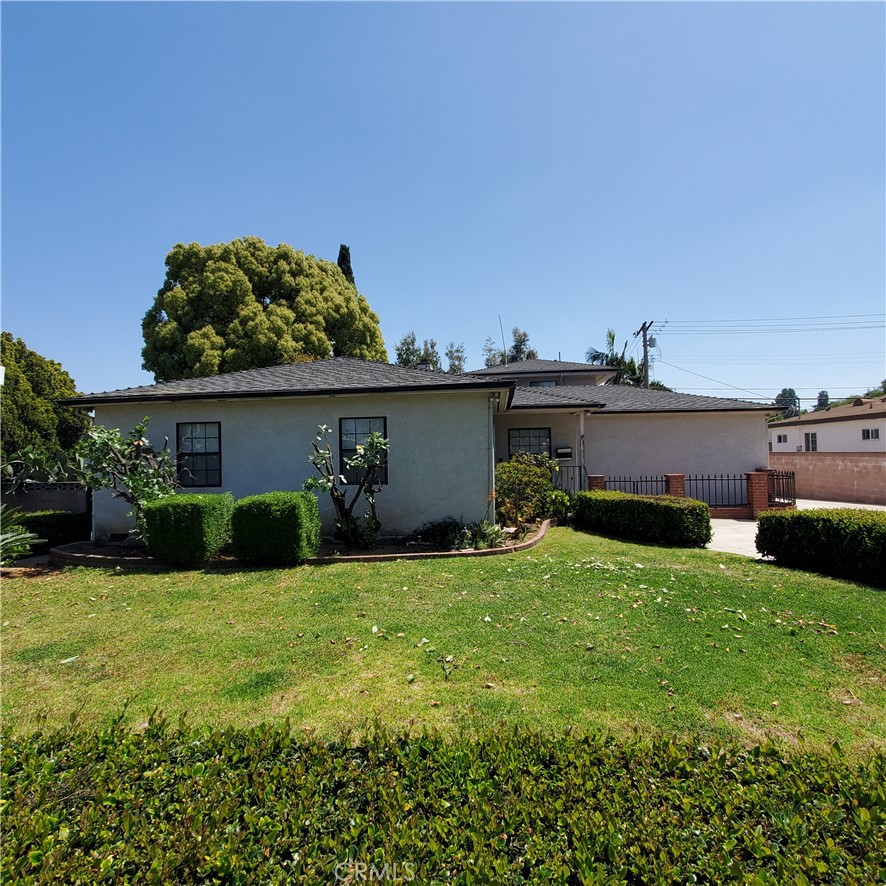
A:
[[142, 494, 233, 567], [574, 491, 712, 547], [231, 491, 321, 566], [756, 508, 886, 586]]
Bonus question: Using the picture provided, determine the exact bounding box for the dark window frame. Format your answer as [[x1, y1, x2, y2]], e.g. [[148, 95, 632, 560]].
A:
[[529, 380, 557, 388], [508, 427, 552, 459], [339, 417, 388, 485], [176, 421, 222, 488]]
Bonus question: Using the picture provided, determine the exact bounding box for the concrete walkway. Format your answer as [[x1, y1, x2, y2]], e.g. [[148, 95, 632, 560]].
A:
[[707, 498, 886, 559]]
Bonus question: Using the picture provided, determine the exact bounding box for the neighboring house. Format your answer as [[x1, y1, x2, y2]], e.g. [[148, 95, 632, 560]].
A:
[[472, 360, 770, 491], [64, 358, 771, 538], [768, 397, 886, 505], [769, 398, 886, 453]]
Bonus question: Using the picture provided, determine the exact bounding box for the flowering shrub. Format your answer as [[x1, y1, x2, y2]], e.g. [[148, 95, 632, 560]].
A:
[[76, 418, 176, 536], [303, 425, 389, 549]]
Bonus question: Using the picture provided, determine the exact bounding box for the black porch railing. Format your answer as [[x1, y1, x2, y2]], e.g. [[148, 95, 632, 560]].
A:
[[605, 475, 667, 496], [555, 465, 586, 493], [768, 470, 796, 506], [685, 474, 748, 507]]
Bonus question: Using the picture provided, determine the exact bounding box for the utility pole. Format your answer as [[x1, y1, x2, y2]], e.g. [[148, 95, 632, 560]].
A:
[[634, 320, 654, 388]]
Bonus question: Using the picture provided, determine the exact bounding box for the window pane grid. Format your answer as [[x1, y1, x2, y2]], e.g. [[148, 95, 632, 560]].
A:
[[508, 427, 551, 458], [340, 417, 387, 485], [177, 422, 222, 487]]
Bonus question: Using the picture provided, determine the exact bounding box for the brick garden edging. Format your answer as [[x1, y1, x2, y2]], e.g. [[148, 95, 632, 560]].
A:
[[48, 521, 551, 571]]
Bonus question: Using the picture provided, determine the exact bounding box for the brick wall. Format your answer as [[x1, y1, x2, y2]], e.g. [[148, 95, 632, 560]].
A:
[[769, 452, 886, 505]]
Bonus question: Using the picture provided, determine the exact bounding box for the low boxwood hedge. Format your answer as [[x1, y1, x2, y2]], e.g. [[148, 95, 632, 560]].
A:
[[18, 510, 90, 554], [756, 508, 886, 587], [2, 717, 882, 883], [574, 490, 712, 547], [142, 493, 233, 567], [231, 491, 321, 565]]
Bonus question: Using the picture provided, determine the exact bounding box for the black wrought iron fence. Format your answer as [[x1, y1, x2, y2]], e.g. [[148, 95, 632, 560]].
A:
[[605, 475, 667, 496], [554, 465, 585, 493], [684, 474, 748, 507], [767, 470, 796, 506]]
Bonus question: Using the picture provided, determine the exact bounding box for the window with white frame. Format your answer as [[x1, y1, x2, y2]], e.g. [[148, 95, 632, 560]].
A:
[[177, 422, 221, 487], [804, 432, 818, 452], [862, 428, 880, 440], [508, 427, 551, 458], [776, 434, 788, 444], [339, 417, 388, 484]]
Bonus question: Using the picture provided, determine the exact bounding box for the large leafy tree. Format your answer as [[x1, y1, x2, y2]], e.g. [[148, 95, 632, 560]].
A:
[[585, 329, 642, 386], [142, 238, 387, 382], [0, 333, 91, 462]]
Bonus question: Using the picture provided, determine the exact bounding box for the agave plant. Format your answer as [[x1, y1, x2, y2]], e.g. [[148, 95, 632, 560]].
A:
[[0, 505, 45, 566]]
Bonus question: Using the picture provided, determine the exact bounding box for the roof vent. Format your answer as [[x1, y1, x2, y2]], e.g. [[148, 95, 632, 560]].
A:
[[417, 361, 432, 371]]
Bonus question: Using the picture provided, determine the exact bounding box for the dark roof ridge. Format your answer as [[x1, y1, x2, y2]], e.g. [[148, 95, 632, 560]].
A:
[[62, 357, 514, 406], [468, 358, 615, 375]]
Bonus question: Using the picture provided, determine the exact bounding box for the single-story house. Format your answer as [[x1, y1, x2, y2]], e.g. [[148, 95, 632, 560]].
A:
[[64, 358, 771, 538]]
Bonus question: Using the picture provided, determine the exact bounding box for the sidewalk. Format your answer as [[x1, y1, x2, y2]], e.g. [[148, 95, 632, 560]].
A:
[[707, 498, 886, 559]]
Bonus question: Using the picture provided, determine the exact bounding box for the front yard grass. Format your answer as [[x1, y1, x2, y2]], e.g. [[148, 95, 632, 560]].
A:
[[2, 527, 883, 752]]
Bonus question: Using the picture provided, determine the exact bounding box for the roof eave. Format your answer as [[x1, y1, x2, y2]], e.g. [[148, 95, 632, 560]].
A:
[[61, 379, 514, 408]]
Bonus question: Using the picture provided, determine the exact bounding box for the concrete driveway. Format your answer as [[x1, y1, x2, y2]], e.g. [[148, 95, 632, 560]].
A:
[[707, 498, 886, 559]]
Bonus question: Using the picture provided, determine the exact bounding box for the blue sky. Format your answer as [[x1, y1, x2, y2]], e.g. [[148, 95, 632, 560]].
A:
[[3, 1, 884, 403]]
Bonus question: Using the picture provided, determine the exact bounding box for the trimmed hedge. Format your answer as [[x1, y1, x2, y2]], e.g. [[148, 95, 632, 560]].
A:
[[756, 508, 886, 587], [231, 491, 321, 565], [142, 493, 233, 567], [2, 717, 883, 884], [574, 490, 712, 547], [18, 510, 90, 554]]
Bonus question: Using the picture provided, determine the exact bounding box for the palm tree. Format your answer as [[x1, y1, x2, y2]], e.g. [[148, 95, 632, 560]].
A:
[[585, 329, 642, 386]]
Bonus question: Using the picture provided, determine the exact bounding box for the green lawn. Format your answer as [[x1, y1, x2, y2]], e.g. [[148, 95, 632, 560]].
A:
[[2, 527, 883, 751]]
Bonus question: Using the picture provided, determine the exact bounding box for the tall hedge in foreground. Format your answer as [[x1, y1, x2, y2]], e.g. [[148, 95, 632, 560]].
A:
[[757, 508, 886, 587], [142, 493, 233, 567], [2, 718, 883, 884], [232, 491, 320, 565], [574, 490, 712, 547]]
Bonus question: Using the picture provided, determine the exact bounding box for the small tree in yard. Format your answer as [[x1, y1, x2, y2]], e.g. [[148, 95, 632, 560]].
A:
[[495, 452, 558, 528], [303, 425, 389, 549], [77, 418, 176, 536]]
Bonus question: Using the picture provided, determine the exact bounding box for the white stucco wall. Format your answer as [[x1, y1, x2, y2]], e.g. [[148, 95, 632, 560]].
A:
[[584, 411, 769, 477], [494, 409, 768, 479], [493, 412, 582, 463], [91, 390, 497, 538], [769, 416, 886, 453]]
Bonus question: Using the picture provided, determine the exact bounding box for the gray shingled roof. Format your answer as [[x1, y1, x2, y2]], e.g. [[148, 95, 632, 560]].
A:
[[469, 359, 613, 375], [63, 358, 512, 406], [511, 384, 769, 413]]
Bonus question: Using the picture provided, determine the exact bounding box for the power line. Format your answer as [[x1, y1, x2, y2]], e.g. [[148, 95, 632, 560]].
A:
[[655, 360, 770, 399], [656, 314, 884, 336], [661, 313, 883, 322]]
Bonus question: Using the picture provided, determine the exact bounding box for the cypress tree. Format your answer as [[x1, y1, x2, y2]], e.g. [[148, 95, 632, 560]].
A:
[[337, 244, 355, 285]]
